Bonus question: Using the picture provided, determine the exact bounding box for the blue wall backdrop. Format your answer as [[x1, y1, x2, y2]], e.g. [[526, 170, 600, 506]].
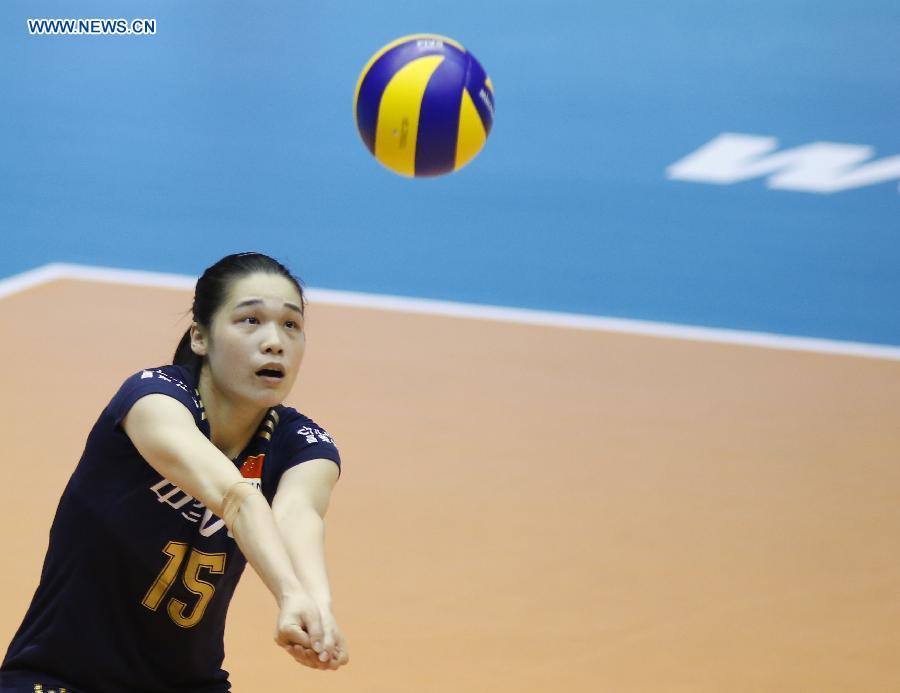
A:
[[2, 1, 898, 344]]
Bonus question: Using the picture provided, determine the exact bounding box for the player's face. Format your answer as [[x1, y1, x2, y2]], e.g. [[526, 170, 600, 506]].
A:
[[201, 272, 306, 408]]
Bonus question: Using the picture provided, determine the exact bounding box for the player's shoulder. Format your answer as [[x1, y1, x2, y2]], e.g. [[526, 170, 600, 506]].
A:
[[114, 364, 200, 408], [106, 364, 203, 426], [122, 364, 196, 390]]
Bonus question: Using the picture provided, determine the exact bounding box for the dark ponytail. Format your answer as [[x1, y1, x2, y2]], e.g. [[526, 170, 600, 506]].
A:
[[173, 252, 305, 377]]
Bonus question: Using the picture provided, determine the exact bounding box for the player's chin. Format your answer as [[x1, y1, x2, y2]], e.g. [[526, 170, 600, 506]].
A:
[[248, 381, 289, 406]]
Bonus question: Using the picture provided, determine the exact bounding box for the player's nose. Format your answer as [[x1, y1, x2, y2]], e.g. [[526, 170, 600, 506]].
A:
[[259, 323, 284, 354]]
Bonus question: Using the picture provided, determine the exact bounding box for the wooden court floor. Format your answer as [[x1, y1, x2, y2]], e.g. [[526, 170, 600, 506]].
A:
[[1, 279, 899, 692]]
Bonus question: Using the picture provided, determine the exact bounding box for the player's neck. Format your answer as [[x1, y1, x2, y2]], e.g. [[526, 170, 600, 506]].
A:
[[197, 371, 268, 460]]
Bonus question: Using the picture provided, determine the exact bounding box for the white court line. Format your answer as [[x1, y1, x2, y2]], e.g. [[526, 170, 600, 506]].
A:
[[1, 262, 899, 362]]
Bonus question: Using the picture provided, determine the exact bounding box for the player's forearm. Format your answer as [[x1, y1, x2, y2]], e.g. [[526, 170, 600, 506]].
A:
[[229, 492, 306, 604], [276, 506, 333, 607]]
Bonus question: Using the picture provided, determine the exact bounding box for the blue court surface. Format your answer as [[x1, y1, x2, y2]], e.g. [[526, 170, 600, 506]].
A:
[[1, 1, 899, 346]]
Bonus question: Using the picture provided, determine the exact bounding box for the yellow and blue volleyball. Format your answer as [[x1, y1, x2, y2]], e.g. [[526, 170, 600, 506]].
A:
[[353, 34, 495, 177]]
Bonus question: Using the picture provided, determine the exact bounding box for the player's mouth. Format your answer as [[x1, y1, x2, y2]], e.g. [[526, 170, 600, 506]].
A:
[[255, 364, 285, 383]]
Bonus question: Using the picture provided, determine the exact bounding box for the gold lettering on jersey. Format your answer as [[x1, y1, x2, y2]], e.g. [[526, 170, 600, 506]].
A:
[[142, 541, 189, 611], [142, 541, 227, 628], [167, 549, 227, 628]]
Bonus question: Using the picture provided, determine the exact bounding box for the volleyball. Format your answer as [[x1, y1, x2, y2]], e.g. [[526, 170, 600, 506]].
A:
[[353, 34, 495, 177]]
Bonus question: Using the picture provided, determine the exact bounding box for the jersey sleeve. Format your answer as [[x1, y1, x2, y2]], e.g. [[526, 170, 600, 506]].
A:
[[275, 410, 342, 478], [107, 367, 203, 428]]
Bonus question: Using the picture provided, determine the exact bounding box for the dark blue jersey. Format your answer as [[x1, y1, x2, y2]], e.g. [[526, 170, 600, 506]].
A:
[[1, 365, 340, 693]]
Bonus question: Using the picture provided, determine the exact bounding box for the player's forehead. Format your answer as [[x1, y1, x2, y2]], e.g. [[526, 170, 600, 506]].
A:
[[222, 272, 303, 313]]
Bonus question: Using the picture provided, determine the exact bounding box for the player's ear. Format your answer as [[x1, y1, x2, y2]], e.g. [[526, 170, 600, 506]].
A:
[[190, 322, 208, 356]]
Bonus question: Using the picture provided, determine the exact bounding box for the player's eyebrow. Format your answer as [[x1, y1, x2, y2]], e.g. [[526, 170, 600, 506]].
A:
[[233, 298, 303, 315]]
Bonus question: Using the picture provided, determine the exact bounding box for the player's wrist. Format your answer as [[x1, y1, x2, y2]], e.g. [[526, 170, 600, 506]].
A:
[[276, 582, 310, 608], [312, 596, 334, 615]]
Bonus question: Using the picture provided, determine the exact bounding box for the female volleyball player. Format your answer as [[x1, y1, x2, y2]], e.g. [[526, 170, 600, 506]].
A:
[[0, 253, 348, 692]]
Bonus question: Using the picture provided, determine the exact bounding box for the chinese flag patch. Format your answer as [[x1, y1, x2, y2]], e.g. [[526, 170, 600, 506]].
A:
[[240, 453, 265, 479]]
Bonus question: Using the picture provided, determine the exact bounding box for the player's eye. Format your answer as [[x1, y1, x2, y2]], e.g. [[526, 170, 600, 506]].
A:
[[241, 316, 259, 325], [285, 320, 298, 330]]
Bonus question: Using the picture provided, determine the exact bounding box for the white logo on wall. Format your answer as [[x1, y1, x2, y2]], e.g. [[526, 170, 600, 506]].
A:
[[667, 133, 900, 194]]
